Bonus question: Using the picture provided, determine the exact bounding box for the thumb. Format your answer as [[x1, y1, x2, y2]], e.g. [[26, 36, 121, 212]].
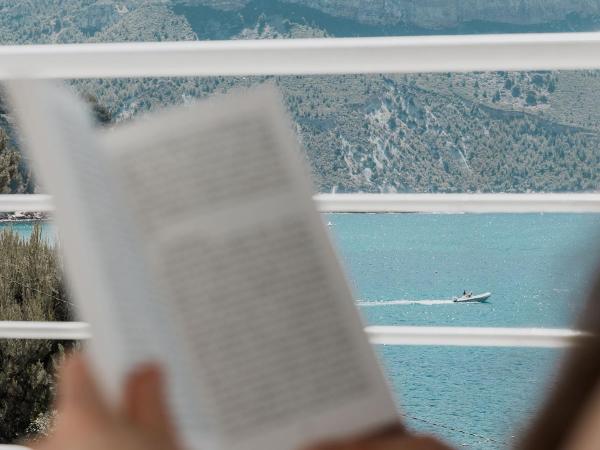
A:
[[55, 353, 112, 432], [122, 364, 180, 447]]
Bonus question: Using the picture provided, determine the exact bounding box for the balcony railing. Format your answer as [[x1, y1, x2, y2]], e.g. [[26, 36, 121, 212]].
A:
[[2, 193, 600, 214], [0, 321, 591, 348], [2, 32, 600, 79], [1, 33, 600, 348]]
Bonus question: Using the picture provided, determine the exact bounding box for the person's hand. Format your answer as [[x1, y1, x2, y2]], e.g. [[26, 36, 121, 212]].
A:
[[306, 424, 454, 450], [30, 353, 181, 450], [33, 353, 452, 450]]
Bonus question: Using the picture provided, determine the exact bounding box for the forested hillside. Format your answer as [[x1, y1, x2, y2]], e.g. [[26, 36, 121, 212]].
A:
[[0, 0, 599, 193]]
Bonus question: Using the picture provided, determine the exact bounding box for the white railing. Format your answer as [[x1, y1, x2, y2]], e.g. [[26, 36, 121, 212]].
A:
[[2, 32, 600, 79], [1, 32, 600, 348], [1, 193, 600, 214], [0, 321, 91, 340], [0, 194, 54, 212], [0, 321, 590, 348]]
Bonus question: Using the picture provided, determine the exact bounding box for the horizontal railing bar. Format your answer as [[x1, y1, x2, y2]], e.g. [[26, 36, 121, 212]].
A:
[[367, 326, 591, 348], [315, 193, 600, 213], [2, 32, 600, 79], [0, 321, 91, 340], [1, 193, 599, 214], [0, 194, 53, 213], [0, 321, 590, 347]]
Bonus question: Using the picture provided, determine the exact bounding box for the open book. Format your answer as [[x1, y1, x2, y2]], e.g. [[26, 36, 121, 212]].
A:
[[6, 81, 397, 450]]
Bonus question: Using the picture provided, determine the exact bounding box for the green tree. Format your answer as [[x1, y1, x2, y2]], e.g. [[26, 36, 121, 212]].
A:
[[388, 116, 397, 130], [526, 91, 537, 106], [0, 225, 73, 442], [0, 129, 30, 194], [83, 94, 112, 125]]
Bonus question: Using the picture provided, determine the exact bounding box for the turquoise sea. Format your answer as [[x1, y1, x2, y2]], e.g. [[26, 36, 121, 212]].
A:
[[0, 221, 56, 241], [3, 214, 600, 449], [328, 213, 600, 449]]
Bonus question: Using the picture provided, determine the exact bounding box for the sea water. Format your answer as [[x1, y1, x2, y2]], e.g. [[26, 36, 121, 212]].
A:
[[3, 214, 600, 449], [327, 213, 600, 449], [0, 220, 56, 242]]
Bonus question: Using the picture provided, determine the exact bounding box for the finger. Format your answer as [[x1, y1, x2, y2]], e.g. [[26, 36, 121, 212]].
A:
[[122, 364, 179, 443], [408, 436, 455, 450], [26, 438, 47, 450], [361, 422, 407, 440], [55, 353, 111, 427], [303, 441, 353, 450], [304, 423, 406, 450], [363, 435, 454, 450], [307, 433, 452, 450]]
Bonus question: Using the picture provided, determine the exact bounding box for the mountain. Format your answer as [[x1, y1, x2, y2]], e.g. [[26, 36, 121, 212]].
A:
[[175, 0, 600, 33], [0, 0, 599, 193], [284, 0, 600, 28]]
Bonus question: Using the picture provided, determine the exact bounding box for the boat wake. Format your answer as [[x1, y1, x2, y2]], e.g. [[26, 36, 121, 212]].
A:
[[357, 299, 454, 306]]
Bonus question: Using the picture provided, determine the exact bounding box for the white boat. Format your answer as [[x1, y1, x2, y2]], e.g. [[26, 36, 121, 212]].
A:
[[453, 292, 491, 303]]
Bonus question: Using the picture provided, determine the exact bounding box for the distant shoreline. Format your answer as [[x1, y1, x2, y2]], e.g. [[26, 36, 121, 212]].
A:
[[0, 213, 49, 223]]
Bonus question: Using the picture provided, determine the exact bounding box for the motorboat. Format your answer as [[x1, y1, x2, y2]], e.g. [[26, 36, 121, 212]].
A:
[[453, 292, 491, 303]]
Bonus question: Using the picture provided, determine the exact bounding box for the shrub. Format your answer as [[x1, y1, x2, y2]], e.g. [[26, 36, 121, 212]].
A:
[[0, 224, 73, 443], [0, 129, 32, 194], [526, 91, 538, 106]]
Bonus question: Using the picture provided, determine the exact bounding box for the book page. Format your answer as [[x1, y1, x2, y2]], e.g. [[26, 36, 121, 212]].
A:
[[4, 81, 212, 446], [101, 86, 397, 450]]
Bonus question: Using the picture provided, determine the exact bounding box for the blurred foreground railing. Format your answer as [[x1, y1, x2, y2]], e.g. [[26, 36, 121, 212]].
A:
[[1, 193, 600, 214], [3, 32, 600, 78], [0, 321, 590, 348]]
